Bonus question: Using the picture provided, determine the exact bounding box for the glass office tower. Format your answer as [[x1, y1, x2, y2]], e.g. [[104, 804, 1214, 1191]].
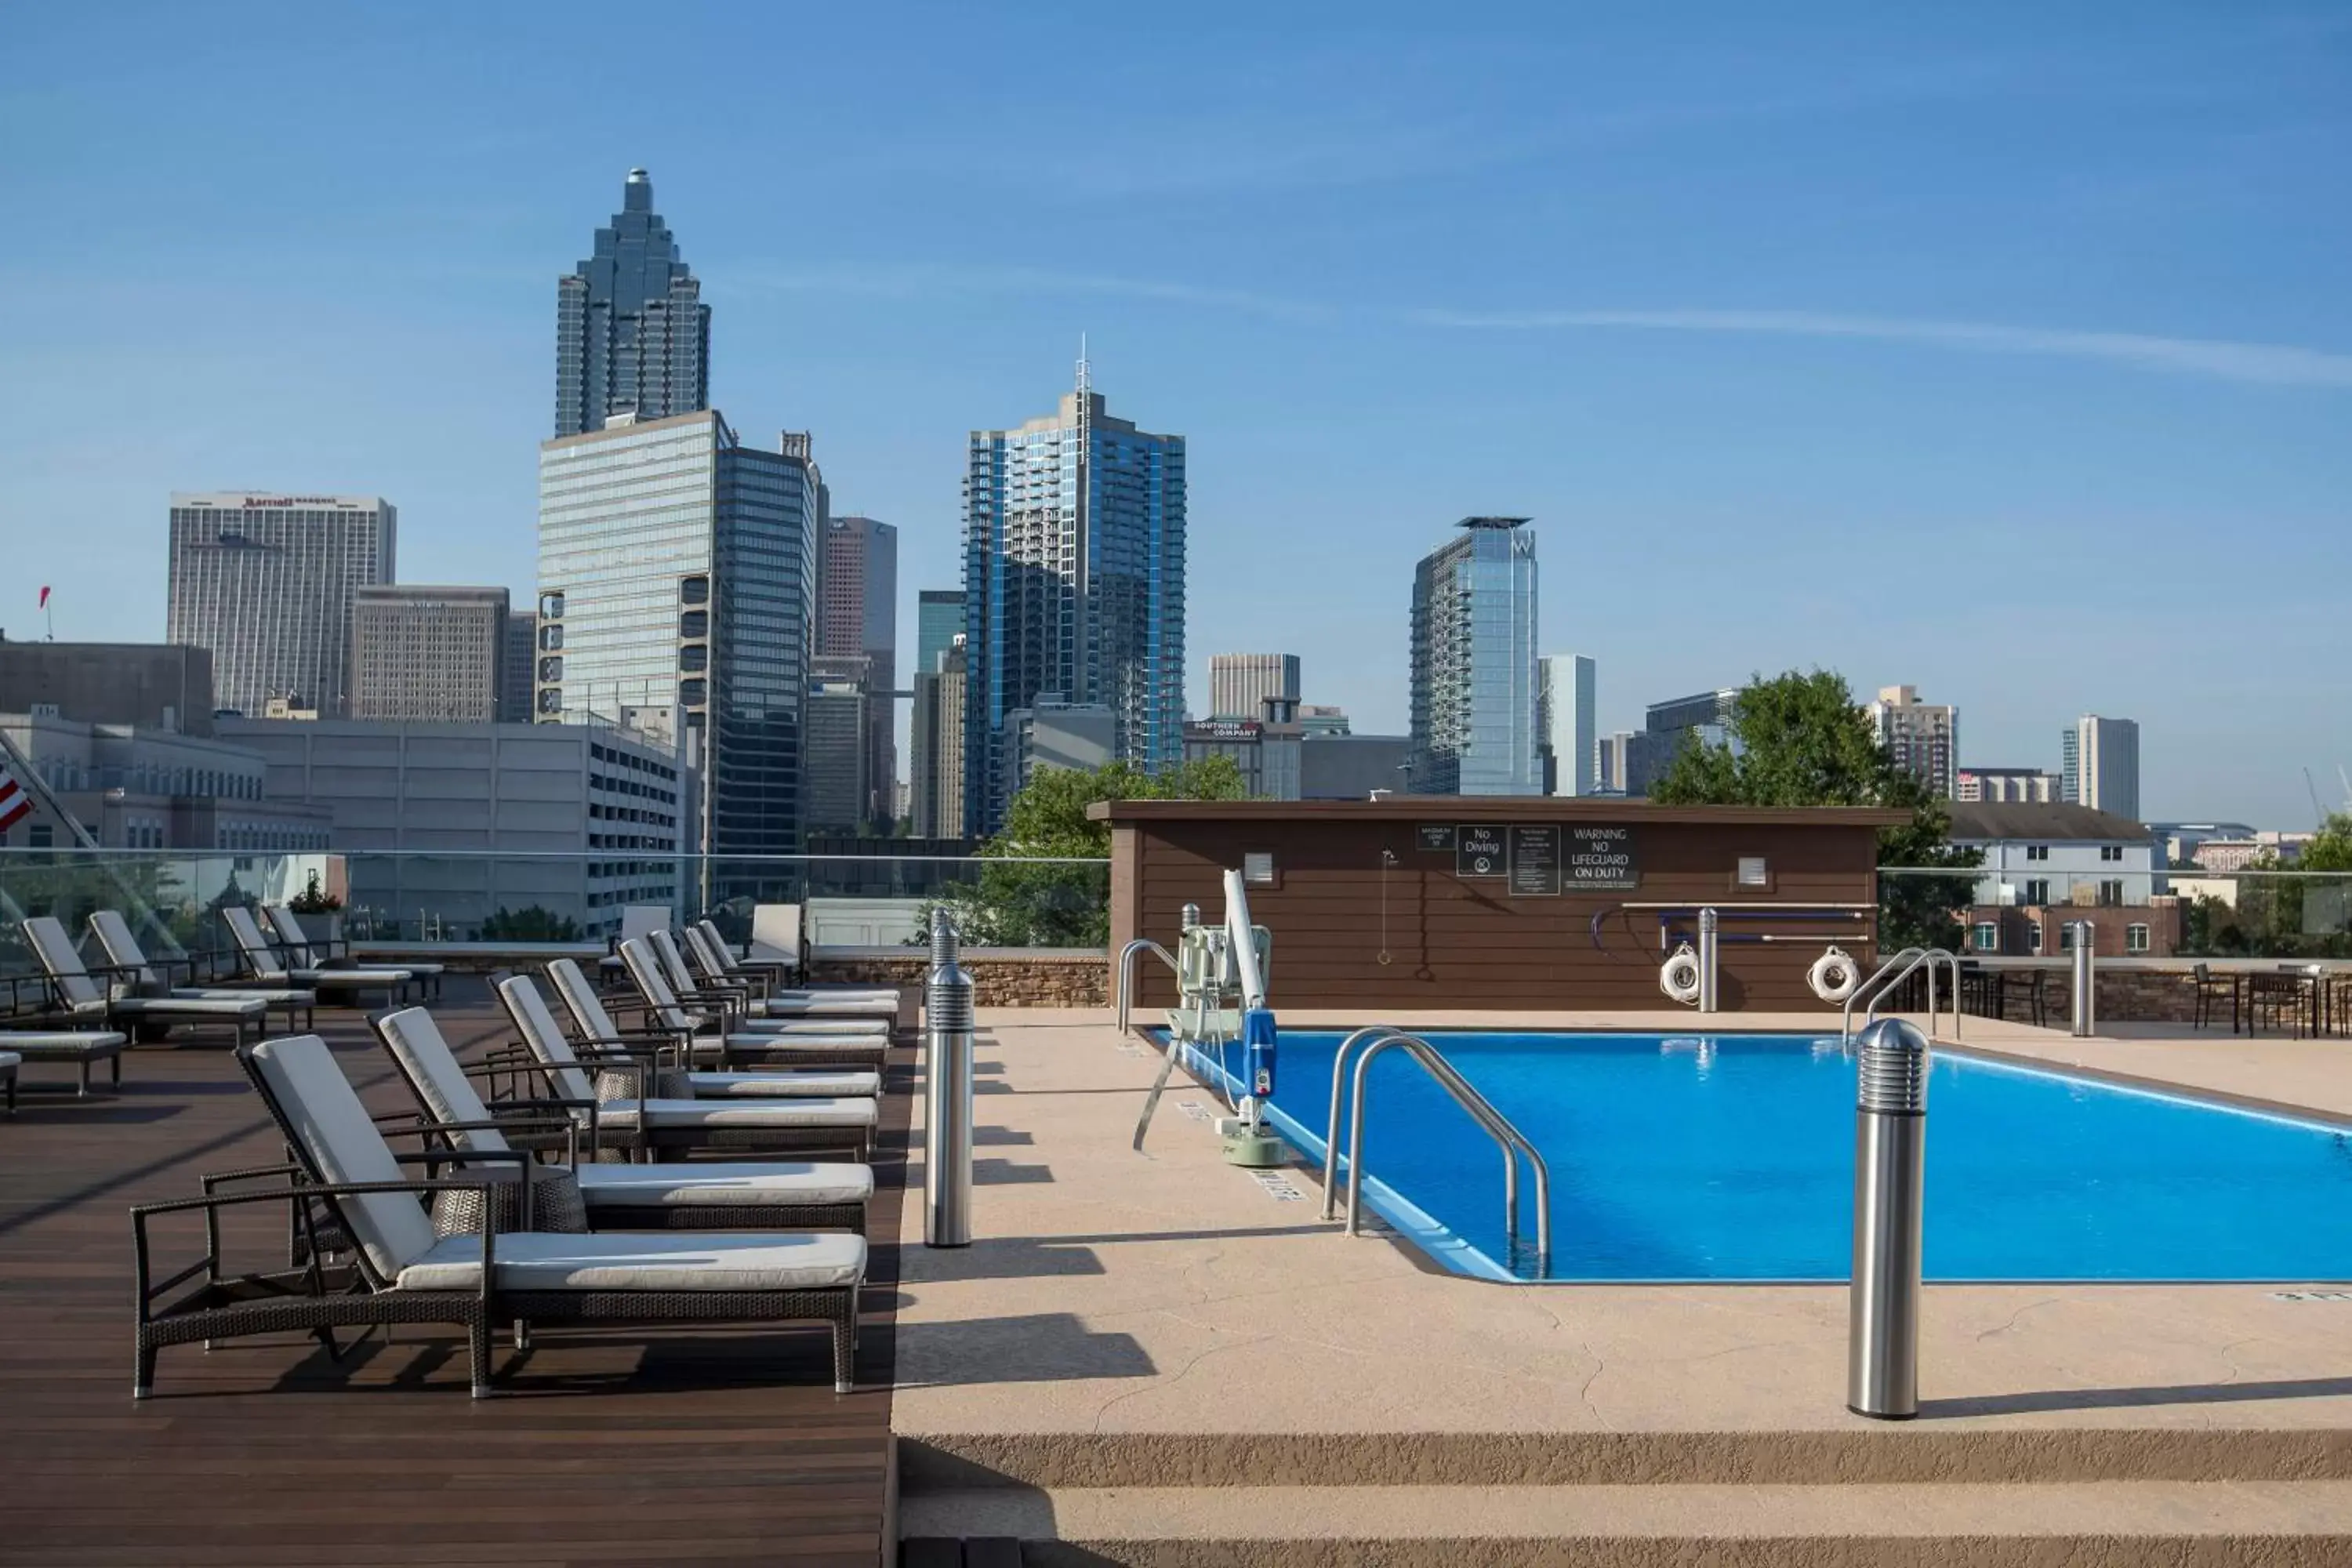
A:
[[536, 410, 818, 877], [554, 169, 710, 438], [1407, 517, 1540, 796], [961, 361, 1185, 832]]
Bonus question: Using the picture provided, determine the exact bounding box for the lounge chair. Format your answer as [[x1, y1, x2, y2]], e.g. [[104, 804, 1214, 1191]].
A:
[[1, 1051, 15, 1113], [615, 942, 890, 1070], [749, 902, 807, 983], [263, 905, 442, 1001], [494, 974, 877, 1160], [526, 962, 879, 1100], [373, 1006, 872, 1232], [552, 953, 883, 1052], [652, 927, 899, 1021], [220, 906, 414, 1007], [89, 910, 315, 1033], [22, 916, 268, 1046], [596, 903, 674, 984], [685, 923, 902, 1014], [132, 1033, 865, 1399], [0, 1030, 130, 1096]]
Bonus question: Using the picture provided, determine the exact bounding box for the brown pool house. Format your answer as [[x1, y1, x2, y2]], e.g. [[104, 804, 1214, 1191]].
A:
[[1096, 797, 1913, 1011]]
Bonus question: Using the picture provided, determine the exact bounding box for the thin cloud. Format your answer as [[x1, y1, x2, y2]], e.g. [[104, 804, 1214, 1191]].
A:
[[1411, 307, 2352, 389], [727, 263, 1334, 322]]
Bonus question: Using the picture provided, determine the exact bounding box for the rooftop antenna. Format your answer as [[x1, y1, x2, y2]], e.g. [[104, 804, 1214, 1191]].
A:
[[2307, 768, 2328, 829], [1076, 332, 1091, 397]]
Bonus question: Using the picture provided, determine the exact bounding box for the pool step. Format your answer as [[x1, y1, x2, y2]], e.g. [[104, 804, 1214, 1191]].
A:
[[901, 1479, 2352, 1566]]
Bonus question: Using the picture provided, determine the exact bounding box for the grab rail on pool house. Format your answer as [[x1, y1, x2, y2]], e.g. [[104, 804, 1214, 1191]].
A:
[[1324, 1029, 1552, 1278], [1114, 938, 1180, 1037], [1843, 947, 1963, 1044]]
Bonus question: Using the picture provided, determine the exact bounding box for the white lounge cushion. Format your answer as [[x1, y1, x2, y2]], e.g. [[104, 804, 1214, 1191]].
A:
[[293, 967, 413, 987], [249, 1035, 438, 1279], [173, 988, 310, 1004], [396, 1229, 866, 1293], [597, 1096, 877, 1131], [110, 995, 267, 1018], [0, 1031, 127, 1055], [685, 1037, 887, 1066], [571, 1160, 873, 1208], [735, 1017, 891, 1036], [0, 1051, 20, 1070], [376, 1007, 514, 1156], [685, 1070, 880, 1098], [747, 996, 899, 1018]]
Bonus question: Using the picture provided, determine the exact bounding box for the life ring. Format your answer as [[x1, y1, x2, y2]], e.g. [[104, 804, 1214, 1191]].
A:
[[1660, 943, 1703, 1005], [1809, 946, 1859, 1004]]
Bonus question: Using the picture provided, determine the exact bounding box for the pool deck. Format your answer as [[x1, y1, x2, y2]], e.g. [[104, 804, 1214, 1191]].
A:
[[895, 1006, 2352, 1515]]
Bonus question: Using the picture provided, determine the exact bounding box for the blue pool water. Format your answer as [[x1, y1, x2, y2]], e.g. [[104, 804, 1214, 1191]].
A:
[[1199, 1030, 2352, 1283]]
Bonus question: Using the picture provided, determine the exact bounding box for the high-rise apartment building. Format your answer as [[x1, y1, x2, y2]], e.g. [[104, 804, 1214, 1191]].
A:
[[165, 492, 396, 717], [963, 360, 1185, 831], [1209, 654, 1300, 722], [916, 590, 964, 680], [2062, 714, 2141, 820], [1538, 653, 1597, 797], [554, 169, 710, 438], [815, 516, 898, 826], [500, 611, 539, 723], [536, 410, 817, 872], [1406, 517, 1539, 796], [803, 657, 870, 833], [1867, 684, 1958, 797], [910, 636, 967, 838], [348, 585, 509, 724], [1596, 730, 1635, 794]]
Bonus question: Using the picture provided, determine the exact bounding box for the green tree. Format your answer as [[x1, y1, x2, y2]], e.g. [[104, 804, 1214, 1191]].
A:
[[480, 905, 583, 942], [1650, 669, 1980, 951], [924, 756, 1248, 947]]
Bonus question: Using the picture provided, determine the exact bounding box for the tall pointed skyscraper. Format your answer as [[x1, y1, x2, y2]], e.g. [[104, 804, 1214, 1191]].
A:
[[554, 169, 711, 437], [962, 353, 1187, 832]]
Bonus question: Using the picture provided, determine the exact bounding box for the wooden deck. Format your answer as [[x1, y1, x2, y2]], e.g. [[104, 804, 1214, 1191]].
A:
[[0, 979, 912, 1567]]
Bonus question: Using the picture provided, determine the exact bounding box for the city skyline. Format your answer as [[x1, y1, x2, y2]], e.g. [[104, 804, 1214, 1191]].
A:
[[7, 6, 2347, 823]]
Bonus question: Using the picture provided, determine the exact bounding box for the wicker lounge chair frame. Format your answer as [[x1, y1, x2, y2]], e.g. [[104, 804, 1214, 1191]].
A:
[[614, 943, 891, 1072]]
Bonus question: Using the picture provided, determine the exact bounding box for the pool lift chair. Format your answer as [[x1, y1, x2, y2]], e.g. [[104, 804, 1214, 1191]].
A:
[[1134, 869, 1282, 1167]]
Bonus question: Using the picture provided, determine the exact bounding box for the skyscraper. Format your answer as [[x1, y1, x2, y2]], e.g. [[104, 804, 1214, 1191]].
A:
[[963, 358, 1186, 831], [1209, 654, 1301, 723], [499, 610, 539, 723], [910, 636, 967, 838], [1538, 653, 1596, 797], [2063, 714, 2142, 819], [535, 410, 818, 870], [916, 590, 964, 678], [815, 515, 898, 826], [554, 169, 710, 438], [165, 492, 396, 717], [1867, 684, 1958, 797], [803, 656, 870, 833], [349, 585, 509, 723], [1406, 517, 1539, 796]]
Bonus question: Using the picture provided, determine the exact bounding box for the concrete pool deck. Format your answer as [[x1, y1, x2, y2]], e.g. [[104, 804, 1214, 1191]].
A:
[[893, 1008, 2352, 1556]]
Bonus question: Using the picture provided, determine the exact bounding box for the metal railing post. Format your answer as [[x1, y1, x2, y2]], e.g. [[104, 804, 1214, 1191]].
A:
[[1697, 907, 1720, 1014], [924, 909, 975, 1247], [2071, 923, 2096, 1038], [1849, 1017, 1929, 1420]]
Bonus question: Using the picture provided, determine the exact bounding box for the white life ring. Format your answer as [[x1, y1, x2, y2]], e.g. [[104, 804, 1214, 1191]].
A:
[[1809, 946, 1859, 1004], [1660, 943, 1703, 1005]]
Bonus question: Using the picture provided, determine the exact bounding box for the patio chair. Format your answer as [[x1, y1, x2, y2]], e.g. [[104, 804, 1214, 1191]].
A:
[[132, 1033, 864, 1399], [21, 916, 268, 1047], [749, 902, 806, 983], [263, 905, 442, 1001], [2245, 971, 2311, 1039], [596, 903, 674, 985], [2190, 963, 2234, 1031], [553, 953, 884, 1054], [373, 1006, 872, 1232], [615, 942, 890, 1070], [699, 917, 789, 989], [220, 906, 414, 1007], [494, 973, 877, 1161], [89, 910, 316, 1033], [528, 960, 879, 1100]]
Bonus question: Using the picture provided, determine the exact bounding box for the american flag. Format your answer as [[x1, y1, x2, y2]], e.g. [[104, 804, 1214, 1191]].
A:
[[0, 760, 32, 833]]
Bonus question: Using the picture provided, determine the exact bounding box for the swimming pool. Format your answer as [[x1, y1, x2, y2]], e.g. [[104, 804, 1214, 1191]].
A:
[[1171, 1029, 2352, 1283]]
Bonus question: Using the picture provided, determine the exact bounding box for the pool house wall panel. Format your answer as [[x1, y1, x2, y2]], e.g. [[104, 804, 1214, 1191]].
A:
[[1098, 799, 1907, 1012]]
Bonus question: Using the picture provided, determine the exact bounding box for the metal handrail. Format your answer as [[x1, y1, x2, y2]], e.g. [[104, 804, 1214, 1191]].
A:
[[1328, 1032, 1552, 1277], [1841, 947, 1922, 1043], [1319, 1025, 1411, 1218], [1114, 938, 1178, 1036], [1846, 947, 1963, 1041]]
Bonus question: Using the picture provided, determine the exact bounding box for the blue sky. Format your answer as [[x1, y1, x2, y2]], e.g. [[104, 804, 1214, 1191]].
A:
[[3, 2, 2347, 825]]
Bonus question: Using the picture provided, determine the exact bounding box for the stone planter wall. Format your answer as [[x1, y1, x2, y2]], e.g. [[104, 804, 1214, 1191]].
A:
[[810, 949, 1109, 1007]]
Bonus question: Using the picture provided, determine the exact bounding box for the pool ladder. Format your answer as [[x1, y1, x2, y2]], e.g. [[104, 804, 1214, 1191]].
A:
[[1320, 1026, 1552, 1278], [1841, 947, 1963, 1044]]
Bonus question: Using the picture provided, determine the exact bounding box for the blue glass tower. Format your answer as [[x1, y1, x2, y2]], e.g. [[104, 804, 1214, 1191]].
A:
[[1408, 517, 1540, 796], [962, 359, 1187, 833]]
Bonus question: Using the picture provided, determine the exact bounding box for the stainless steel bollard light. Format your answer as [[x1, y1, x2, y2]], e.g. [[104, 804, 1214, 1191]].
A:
[[1849, 1017, 1929, 1420], [2070, 922, 2096, 1038], [1697, 906, 1721, 1014], [924, 913, 975, 1248]]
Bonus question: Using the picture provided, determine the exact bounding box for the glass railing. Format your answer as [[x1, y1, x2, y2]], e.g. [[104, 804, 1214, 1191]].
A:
[[1877, 865, 2352, 961], [0, 849, 1115, 980]]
